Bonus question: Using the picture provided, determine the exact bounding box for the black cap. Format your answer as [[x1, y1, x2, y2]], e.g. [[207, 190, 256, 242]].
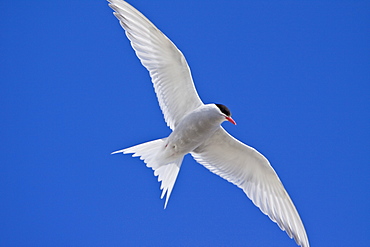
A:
[[215, 104, 231, 117]]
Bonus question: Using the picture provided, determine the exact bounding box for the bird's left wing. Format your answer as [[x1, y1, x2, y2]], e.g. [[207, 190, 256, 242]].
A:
[[191, 127, 309, 247], [108, 0, 203, 130]]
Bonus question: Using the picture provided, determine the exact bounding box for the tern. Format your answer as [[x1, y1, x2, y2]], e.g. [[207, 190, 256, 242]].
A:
[[108, 1, 309, 246]]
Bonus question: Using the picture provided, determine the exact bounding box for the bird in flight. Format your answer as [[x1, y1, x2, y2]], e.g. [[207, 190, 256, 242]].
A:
[[108, 1, 309, 246]]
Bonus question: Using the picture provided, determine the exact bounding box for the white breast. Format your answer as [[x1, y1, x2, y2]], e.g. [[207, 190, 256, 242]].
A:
[[163, 105, 222, 157]]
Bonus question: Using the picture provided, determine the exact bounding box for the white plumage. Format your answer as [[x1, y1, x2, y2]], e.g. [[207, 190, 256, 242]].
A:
[[108, 1, 309, 246]]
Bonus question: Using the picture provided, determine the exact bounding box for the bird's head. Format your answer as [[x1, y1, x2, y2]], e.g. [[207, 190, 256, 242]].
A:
[[215, 104, 236, 125]]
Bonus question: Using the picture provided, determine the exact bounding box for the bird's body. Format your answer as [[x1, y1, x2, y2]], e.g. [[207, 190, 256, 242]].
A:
[[166, 104, 230, 156], [108, 1, 309, 246]]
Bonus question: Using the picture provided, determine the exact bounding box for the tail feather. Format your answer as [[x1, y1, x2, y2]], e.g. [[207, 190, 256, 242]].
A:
[[112, 139, 183, 208], [155, 157, 183, 208]]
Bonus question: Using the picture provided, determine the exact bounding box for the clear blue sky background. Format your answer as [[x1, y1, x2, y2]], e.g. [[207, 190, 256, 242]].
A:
[[1, 1, 369, 246]]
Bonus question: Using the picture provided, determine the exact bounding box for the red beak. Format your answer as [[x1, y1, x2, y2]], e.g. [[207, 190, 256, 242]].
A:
[[226, 116, 236, 125]]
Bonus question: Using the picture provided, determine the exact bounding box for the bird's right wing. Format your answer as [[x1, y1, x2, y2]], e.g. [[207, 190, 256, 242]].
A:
[[191, 127, 309, 247], [108, 0, 203, 130]]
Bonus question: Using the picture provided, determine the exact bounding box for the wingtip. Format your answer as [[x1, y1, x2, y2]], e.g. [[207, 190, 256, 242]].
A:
[[111, 149, 125, 155]]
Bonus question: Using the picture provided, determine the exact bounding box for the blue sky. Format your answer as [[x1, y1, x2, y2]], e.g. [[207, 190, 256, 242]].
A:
[[1, 1, 369, 246]]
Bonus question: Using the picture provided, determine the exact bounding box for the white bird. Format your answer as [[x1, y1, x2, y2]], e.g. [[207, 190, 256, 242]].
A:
[[108, 1, 309, 246]]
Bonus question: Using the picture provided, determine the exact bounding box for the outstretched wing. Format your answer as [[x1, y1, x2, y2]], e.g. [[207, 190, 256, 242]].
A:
[[108, 0, 203, 130], [191, 127, 309, 247]]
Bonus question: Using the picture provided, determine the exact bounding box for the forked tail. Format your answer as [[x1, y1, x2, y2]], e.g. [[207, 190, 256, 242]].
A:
[[112, 139, 183, 208]]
